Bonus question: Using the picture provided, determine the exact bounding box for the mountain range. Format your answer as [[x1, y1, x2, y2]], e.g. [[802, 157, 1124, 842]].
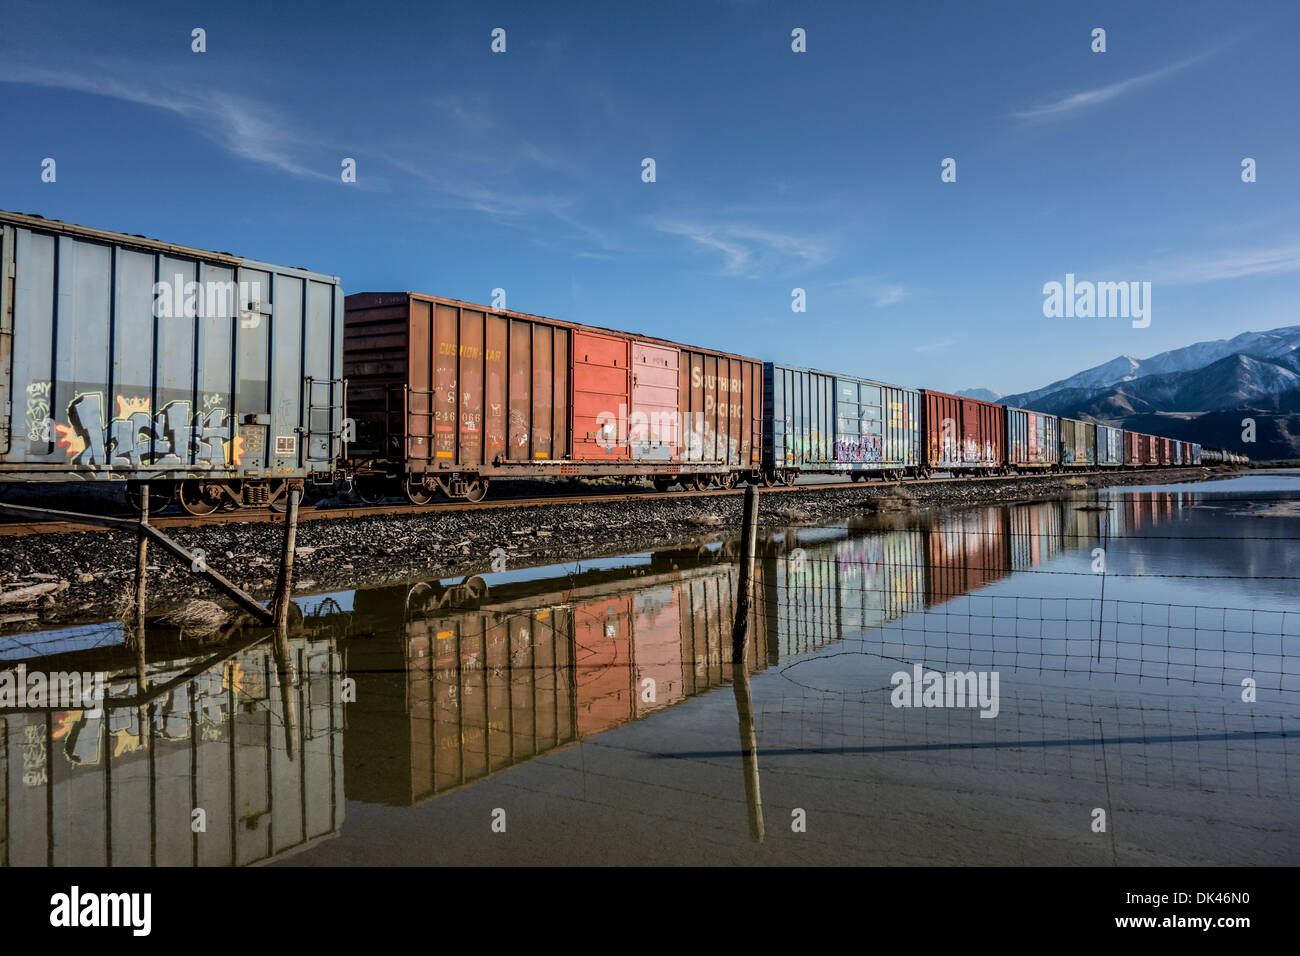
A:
[[982, 325, 1300, 460]]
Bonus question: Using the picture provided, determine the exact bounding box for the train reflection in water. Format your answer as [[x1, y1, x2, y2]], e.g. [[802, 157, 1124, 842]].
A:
[[0, 628, 344, 866], [343, 556, 768, 804], [340, 494, 1177, 807], [2, 491, 1245, 863]]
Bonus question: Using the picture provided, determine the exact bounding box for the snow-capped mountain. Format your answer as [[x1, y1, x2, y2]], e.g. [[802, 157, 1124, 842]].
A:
[[999, 326, 1300, 411]]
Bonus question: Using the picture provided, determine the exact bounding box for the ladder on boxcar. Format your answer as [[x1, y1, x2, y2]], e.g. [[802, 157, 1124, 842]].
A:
[[303, 376, 348, 467]]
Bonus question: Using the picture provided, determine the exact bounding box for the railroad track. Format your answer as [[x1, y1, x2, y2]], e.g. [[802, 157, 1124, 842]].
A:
[[0, 469, 1186, 537]]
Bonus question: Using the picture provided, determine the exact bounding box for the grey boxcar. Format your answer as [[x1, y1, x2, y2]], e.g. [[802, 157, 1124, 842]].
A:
[[0, 211, 344, 513], [1096, 424, 1124, 466], [763, 363, 920, 484]]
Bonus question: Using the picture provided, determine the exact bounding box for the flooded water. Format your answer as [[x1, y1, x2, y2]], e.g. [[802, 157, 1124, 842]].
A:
[[3, 474, 1298, 866]]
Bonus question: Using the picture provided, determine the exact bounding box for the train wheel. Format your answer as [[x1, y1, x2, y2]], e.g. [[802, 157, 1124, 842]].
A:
[[688, 473, 711, 492], [355, 476, 389, 504], [405, 479, 435, 506], [653, 476, 677, 493], [126, 481, 175, 515], [177, 480, 222, 516], [760, 470, 777, 488], [463, 478, 489, 502], [780, 470, 797, 487], [460, 575, 489, 602], [719, 472, 739, 490]]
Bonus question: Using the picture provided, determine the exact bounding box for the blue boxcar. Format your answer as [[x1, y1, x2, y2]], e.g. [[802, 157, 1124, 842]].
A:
[[763, 363, 920, 480], [1005, 406, 1059, 469]]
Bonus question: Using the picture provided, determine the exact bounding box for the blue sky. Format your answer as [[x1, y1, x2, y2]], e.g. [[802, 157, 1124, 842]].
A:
[[1, 0, 1296, 394]]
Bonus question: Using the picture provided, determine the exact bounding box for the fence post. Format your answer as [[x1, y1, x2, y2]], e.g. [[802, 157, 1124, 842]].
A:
[[731, 483, 764, 842], [273, 484, 302, 630], [134, 483, 149, 633], [272, 624, 299, 761]]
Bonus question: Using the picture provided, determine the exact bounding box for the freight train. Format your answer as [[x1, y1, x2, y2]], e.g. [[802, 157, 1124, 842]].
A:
[[0, 211, 1247, 515]]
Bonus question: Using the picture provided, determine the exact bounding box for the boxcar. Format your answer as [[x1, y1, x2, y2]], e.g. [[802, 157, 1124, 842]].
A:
[[1189, 442, 1202, 465], [763, 364, 920, 484], [1096, 425, 1123, 466], [1004, 406, 1058, 470], [1124, 430, 1159, 467], [920, 390, 1005, 474], [1159, 437, 1173, 466], [1123, 430, 1141, 467], [0, 211, 345, 514], [343, 292, 762, 501], [1060, 417, 1096, 468]]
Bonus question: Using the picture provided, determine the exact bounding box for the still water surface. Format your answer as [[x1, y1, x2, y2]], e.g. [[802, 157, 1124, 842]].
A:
[[3, 475, 1297, 865]]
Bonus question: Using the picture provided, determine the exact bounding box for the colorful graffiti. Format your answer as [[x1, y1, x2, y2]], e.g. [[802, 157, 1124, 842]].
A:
[[49, 393, 244, 469], [47, 662, 246, 769], [834, 434, 884, 463]]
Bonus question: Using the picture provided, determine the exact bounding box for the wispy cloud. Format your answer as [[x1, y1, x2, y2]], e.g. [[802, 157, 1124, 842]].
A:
[[826, 275, 909, 308], [0, 61, 333, 180], [1143, 243, 1300, 284], [653, 220, 827, 277], [376, 149, 620, 252], [1012, 46, 1222, 123], [913, 337, 957, 353]]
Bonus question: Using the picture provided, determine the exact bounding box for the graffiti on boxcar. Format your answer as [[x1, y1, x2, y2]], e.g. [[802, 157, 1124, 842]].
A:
[[509, 408, 529, 450], [47, 662, 245, 767], [783, 426, 830, 464], [834, 434, 884, 463], [21, 722, 48, 788], [49, 392, 244, 469], [24, 380, 53, 442]]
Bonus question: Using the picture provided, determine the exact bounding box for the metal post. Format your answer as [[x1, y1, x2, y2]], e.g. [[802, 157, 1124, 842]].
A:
[[273, 485, 302, 630], [731, 484, 764, 843]]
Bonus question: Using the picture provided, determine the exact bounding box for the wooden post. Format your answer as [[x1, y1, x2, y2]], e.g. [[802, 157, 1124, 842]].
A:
[[134, 483, 149, 633], [731, 483, 764, 843], [273, 485, 302, 630], [272, 624, 299, 761], [133, 483, 150, 722]]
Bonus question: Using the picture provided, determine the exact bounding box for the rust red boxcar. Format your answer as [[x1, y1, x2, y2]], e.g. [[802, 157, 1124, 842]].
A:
[[1124, 430, 1141, 466], [921, 390, 1005, 472], [343, 293, 761, 501]]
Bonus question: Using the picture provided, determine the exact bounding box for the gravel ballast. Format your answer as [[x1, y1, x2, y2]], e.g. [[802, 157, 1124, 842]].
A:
[[0, 468, 1242, 630]]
